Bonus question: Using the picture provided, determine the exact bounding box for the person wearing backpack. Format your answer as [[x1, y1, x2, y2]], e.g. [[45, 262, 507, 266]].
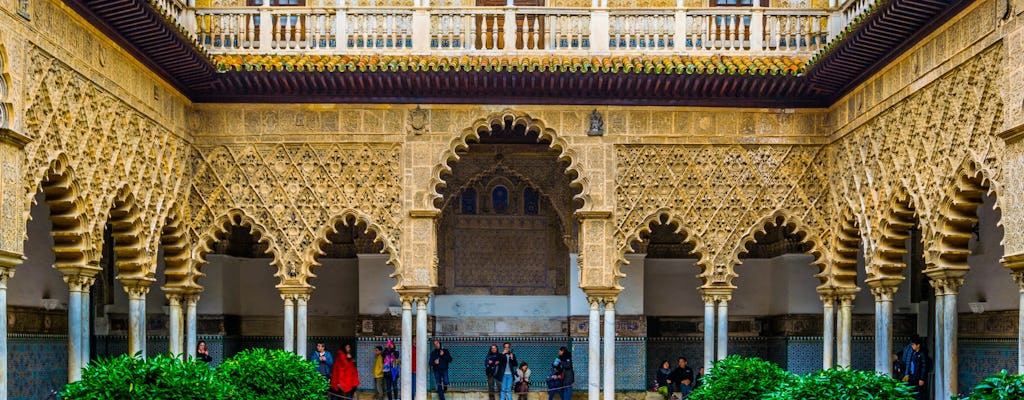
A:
[[557, 347, 574, 400]]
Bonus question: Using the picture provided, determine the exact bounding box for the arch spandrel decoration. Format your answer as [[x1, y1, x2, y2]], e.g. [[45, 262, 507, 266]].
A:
[[188, 143, 402, 287], [614, 144, 831, 288]]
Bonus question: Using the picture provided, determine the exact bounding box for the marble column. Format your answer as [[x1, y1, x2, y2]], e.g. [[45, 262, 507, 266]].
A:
[[602, 299, 616, 400], [836, 294, 854, 368], [933, 286, 946, 400], [872, 287, 896, 375], [716, 296, 729, 361], [401, 298, 413, 400], [282, 294, 295, 353], [940, 279, 963, 398], [64, 275, 93, 382], [415, 297, 429, 400], [587, 297, 601, 400], [167, 294, 184, 358], [702, 295, 716, 372], [296, 294, 309, 357], [0, 267, 13, 400], [81, 286, 91, 366], [821, 295, 835, 369], [125, 285, 149, 358], [1015, 272, 1024, 374], [185, 294, 199, 359]]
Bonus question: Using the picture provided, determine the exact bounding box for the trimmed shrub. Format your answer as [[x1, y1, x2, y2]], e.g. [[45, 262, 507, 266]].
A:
[[61, 353, 229, 400], [959, 370, 1024, 400], [215, 348, 328, 400], [767, 367, 916, 400], [689, 355, 795, 400]]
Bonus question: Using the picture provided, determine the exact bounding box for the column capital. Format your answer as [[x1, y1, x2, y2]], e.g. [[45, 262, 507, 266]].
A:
[[183, 293, 201, 304], [165, 293, 184, 305], [398, 288, 432, 306], [64, 274, 96, 292], [588, 296, 602, 309], [124, 284, 151, 300], [1012, 271, 1024, 292], [0, 249, 25, 269], [870, 286, 898, 302], [929, 277, 965, 296], [837, 293, 856, 305], [0, 266, 13, 284], [281, 293, 296, 303], [294, 293, 311, 302], [819, 293, 837, 305]]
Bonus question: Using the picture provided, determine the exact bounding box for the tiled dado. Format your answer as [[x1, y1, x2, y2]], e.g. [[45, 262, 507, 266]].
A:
[[7, 334, 67, 400]]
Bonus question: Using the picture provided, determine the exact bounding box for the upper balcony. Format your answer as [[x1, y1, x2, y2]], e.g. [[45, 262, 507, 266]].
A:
[[158, 0, 879, 60]]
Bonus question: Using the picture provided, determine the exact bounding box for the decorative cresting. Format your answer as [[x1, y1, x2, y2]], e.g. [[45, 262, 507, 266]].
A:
[[614, 145, 830, 288], [865, 187, 919, 289], [33, 156, 94, 275], [830, 44, 1005, 281], [191, 209, 281, 286], [189, 144, 401, 286], [623, 211, 709, 274], [926, 158, 1000, 278], [731, 210, 830, 287], [427, 109, 590, 211], [305, 212, 398, 288], [106, 186, 150, 285], [19, 44, 191, 271]]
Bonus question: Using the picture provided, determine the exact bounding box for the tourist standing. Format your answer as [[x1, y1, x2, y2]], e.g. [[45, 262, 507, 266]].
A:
[[196, 341, 213, 364], [330, 343, 360, 399], [485, 345, 501, 400], [496, 342, 519, 400], [430, 340, 454, 400], [655, 360, 671, 393], [310, 342, 334, 381], [557, 347, 574, 400], [373, 346, 386, 400], [546, 362, 564, 400], [905, 337, 928, 400], [383, 340, 400, 400], [515, 362, 531, 400], [668, 357, 694, 398]]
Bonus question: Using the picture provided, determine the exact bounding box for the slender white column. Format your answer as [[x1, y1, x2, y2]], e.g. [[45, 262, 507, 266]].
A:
[[168, 294, 184, 357], [703, 296, 715, 372], [933, 288, 946, 400], [65, 275, 91, 382], [416, 298, 429, 400], [126, 285, 149, 358], [282, 294, 295, 353], [942, 286, 960, 397], [587, 298, 601, 400], [296, 294, 309, 357], [82, 287, 90, 366], [401, 299, 413, 400], [873, 287, 896, 375], [837, 294, 854, 368], [0, 268, 13, 400], [821, 295, 835, 369], [602, 299, 616, 400], [186, 294, 199, 359], [716, 296, 729, 361], [1017, 272, 1024, 374]]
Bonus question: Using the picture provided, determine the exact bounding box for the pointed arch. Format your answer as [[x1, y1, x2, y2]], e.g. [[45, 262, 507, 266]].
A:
[[867, 186, 919, 288], [305, 209, 399, 289], [30, 154, 96, 274], [927, 157, 999, 277], [731, 209, 828, 288], [620, 209, 710, 285], [190, 209, 281, 288], [160, 201, 196, 293], [427, 109, 591, 210], [104, 185, 150, 284]]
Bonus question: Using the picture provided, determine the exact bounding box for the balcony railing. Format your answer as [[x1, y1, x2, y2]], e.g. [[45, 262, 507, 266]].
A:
[[169, 2, 841, 57]]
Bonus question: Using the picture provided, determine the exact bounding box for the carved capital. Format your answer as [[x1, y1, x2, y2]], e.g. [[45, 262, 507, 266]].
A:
[[929, 277, 965, 296], [870, 286, 898, 302], [587, 296, 602, 310], [124, 285, 150, 300], [294, 293, 311, 303], [1013, 271, 1024, 292], [0, 267, 14, 285], [281, 293, 296, 304], [64, 274, 96, 292], [837, 294, 856, 306], [701, 295, 717, 305], [165, 293, 184, 306], [603, 297, 617, 310], [183, 293, 201, 305], [819, 294, 837, 306]]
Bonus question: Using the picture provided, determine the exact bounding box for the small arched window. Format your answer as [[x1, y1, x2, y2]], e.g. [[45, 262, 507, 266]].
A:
[[461, 188, 477, 214], [492, 186, 509, 213], [524, 187, 539, 215]]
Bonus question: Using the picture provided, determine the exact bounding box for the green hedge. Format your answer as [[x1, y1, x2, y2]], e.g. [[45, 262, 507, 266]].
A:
[[959, 370, 1024, 400], [690, 355, 796, 400], [62, 349, 328, 400]]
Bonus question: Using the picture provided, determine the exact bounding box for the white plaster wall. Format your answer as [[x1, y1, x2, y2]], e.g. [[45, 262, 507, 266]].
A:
[[617, 253, 645, 315], [568, 253, 588, 316], [730, 258, 777, 316], [643, 258, 704, 316], [8, 193, 68, 307], [960, 194, 1016, 312], [357, 254, 400, 315], [433, 295, 568, 317], [308, 258, 359, 316]]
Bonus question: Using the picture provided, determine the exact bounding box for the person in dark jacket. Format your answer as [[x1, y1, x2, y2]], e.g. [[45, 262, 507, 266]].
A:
[[905, 337, 928, 400], [546, 362, 564, 400], [557, 347, 574, 400], [668, 357, 694, 398], [655, 360, 671, 392], [496, 342, 519, 400], [485, 345, 501, 400], [309, 342, 334, 380], [430, 340, 454, 400]]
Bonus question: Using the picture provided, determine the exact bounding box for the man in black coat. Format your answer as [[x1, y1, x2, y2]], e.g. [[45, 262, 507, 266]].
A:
[[430, 340, 454, 400], [495, 342, 519, 400], [668, 357, 694, 398], [906, 337, 928, 400], [484, 345, 501, 400]]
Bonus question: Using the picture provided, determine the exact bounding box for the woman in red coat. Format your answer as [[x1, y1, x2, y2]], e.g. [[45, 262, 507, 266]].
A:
[[330, 343, 360, 398]]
